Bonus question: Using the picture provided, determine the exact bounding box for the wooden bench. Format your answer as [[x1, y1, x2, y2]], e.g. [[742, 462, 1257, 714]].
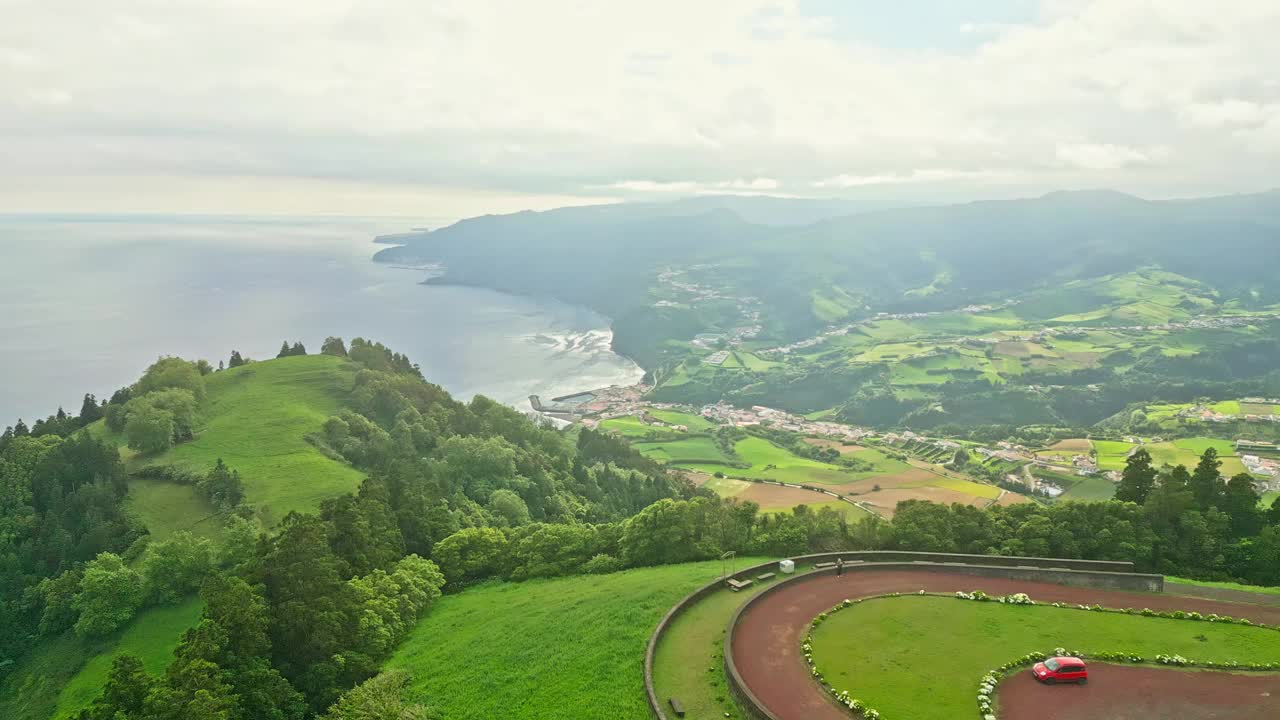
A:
[[756, 572, 776, 581], [668, 697, 686, 717], [726, 578, 754, 591], [814, 562, 836, 570]]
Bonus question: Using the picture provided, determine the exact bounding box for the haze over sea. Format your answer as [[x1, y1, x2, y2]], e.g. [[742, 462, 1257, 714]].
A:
[[0, 215, 642, 423]]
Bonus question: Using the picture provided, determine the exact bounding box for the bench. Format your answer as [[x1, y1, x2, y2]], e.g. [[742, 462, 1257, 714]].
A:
[[756, 572, 776, 581], [814, 562, 836, 570], [726, 578, 754, 591], [668, 697, 686, 717]]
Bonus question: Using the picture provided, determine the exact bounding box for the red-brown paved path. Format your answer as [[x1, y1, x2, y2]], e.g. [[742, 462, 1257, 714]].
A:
[[1000, 663, 1280, 719], [730, 571, 1280, 720]]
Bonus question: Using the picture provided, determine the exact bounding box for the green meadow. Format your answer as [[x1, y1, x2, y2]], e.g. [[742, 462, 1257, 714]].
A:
[[386, 560, 764, 719]]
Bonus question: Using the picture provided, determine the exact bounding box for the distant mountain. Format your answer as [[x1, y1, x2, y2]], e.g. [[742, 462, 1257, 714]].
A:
[[374, 190, 1280, 368]]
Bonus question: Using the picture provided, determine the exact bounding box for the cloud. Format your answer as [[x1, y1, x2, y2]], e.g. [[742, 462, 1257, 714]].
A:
[[2, 0, 1279, 213]]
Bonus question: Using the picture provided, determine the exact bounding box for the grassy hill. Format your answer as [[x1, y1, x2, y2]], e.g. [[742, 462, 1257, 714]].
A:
[[0, 599, 203, 720], [93, 354, 366, 535], [385, 560, 759, 719]]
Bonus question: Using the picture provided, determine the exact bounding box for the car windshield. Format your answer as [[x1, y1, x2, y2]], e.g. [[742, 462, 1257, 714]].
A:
[[1044, 659, 1062, 671]]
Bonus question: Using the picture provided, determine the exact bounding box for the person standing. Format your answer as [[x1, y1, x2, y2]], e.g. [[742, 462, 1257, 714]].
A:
[[836, 557, 844, 576]]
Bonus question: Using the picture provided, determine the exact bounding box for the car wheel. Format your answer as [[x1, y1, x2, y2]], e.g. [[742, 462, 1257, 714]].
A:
[[1045, 678, 1056, 685], [1077, 678, 1087, 685]]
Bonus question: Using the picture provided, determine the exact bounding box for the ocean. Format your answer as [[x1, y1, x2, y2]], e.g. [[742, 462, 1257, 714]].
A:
[[0, 214, 642, 423]]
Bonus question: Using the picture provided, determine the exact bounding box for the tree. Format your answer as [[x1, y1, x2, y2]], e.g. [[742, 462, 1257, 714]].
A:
[[143, 532, 216, 603], [228, 351, 246, 368], [290, 342, 307, 356], [1222, 473, 1262, 538], [137, 356, 207, 402], [321, 337, 349, 357], [74, 552, 144, 637], [1115, 449, 1157, 504], [278, 341, 292, 359], [321, 670, 437, 720], [431, 527, 509, 586], [77, 655, 153, 720], [13, 419, 28, 437], [1190, 447, 1225, 510], [33, 567, 84, 636], [78, 394, 102, 424], [200, 458, 245, 512], [125, 403, 176, 454], [488, 489, 531, 527]]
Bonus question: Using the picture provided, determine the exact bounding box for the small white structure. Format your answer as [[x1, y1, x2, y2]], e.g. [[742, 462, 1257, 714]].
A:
[[779, 559, 796, 574]]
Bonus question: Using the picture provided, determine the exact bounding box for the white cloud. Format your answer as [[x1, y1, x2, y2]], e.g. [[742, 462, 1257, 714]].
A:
[[1, 0, 1279, 212]]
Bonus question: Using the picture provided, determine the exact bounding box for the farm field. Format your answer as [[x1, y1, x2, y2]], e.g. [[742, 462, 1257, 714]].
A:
[[673, 438, 1007, 518], [1058, 474, 1117, 502], [1092, 440, 1136, 471], [598, 415, 658, 437], [125, 476, 221, 540], [1145, 438, 1249, 477], [646, 409, 717, 432], [633, 436, 731, 464], [0, 598, 203, 720], [810, 595, 1280, 720], [386, 559, 766, 720]]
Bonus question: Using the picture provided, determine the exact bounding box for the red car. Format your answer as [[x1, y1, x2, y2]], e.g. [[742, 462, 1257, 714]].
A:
[[1032, 657, 1088, 685]]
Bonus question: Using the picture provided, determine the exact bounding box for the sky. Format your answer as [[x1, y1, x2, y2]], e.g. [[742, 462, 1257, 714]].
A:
[[3, 0, 1279, 216]]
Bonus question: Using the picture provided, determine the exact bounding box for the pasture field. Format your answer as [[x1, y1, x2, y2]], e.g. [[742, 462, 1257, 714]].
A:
[[53, 599, 204, 720], [153, 355, 366, 521], [1091, 439, 1136, 471], [599, 415, 659, 437], [1167, 577, 1280, 597], [93, 355, 366, 529], [1058, 474, 1117, 502], [0, 599, 203, 720], [633, 436, 732, 464], [677, 437, 866, 484], [125, 477, 220, 540], [647, 408, 717, 432], [811, 595, 1280, 720], [386, 559, 766, 720], [1146, 438, 1249, 477]]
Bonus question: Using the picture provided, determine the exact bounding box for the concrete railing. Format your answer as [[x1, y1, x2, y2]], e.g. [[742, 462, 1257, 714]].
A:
[[644, 551, 1150, 719], [720, 561, 1165, 720]]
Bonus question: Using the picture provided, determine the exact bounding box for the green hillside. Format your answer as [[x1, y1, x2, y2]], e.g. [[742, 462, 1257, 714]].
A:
[[0, 599, 204, 720], [386, 560, 761, 719], [94, 354, 366, 534]]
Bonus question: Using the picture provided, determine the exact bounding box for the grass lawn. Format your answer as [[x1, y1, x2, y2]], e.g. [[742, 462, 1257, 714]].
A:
[[0, 599, 203, 720], [647, 409, 717, 432], [599, 415, 659, 438], [53, 598, 204, 719], [1263, 491, 1280, 510], [112, 355, 366, 526], [811, 595, 1280, 720], [386, 560, 765, 720], [634, 436, 731, 464]]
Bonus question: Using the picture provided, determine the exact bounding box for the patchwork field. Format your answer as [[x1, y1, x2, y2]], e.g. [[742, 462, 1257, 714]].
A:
[[1092, 439, 1136, 471]]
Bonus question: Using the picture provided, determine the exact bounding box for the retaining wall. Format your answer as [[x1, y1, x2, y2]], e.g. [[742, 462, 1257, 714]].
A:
[[644, 552, 1150, 719]]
